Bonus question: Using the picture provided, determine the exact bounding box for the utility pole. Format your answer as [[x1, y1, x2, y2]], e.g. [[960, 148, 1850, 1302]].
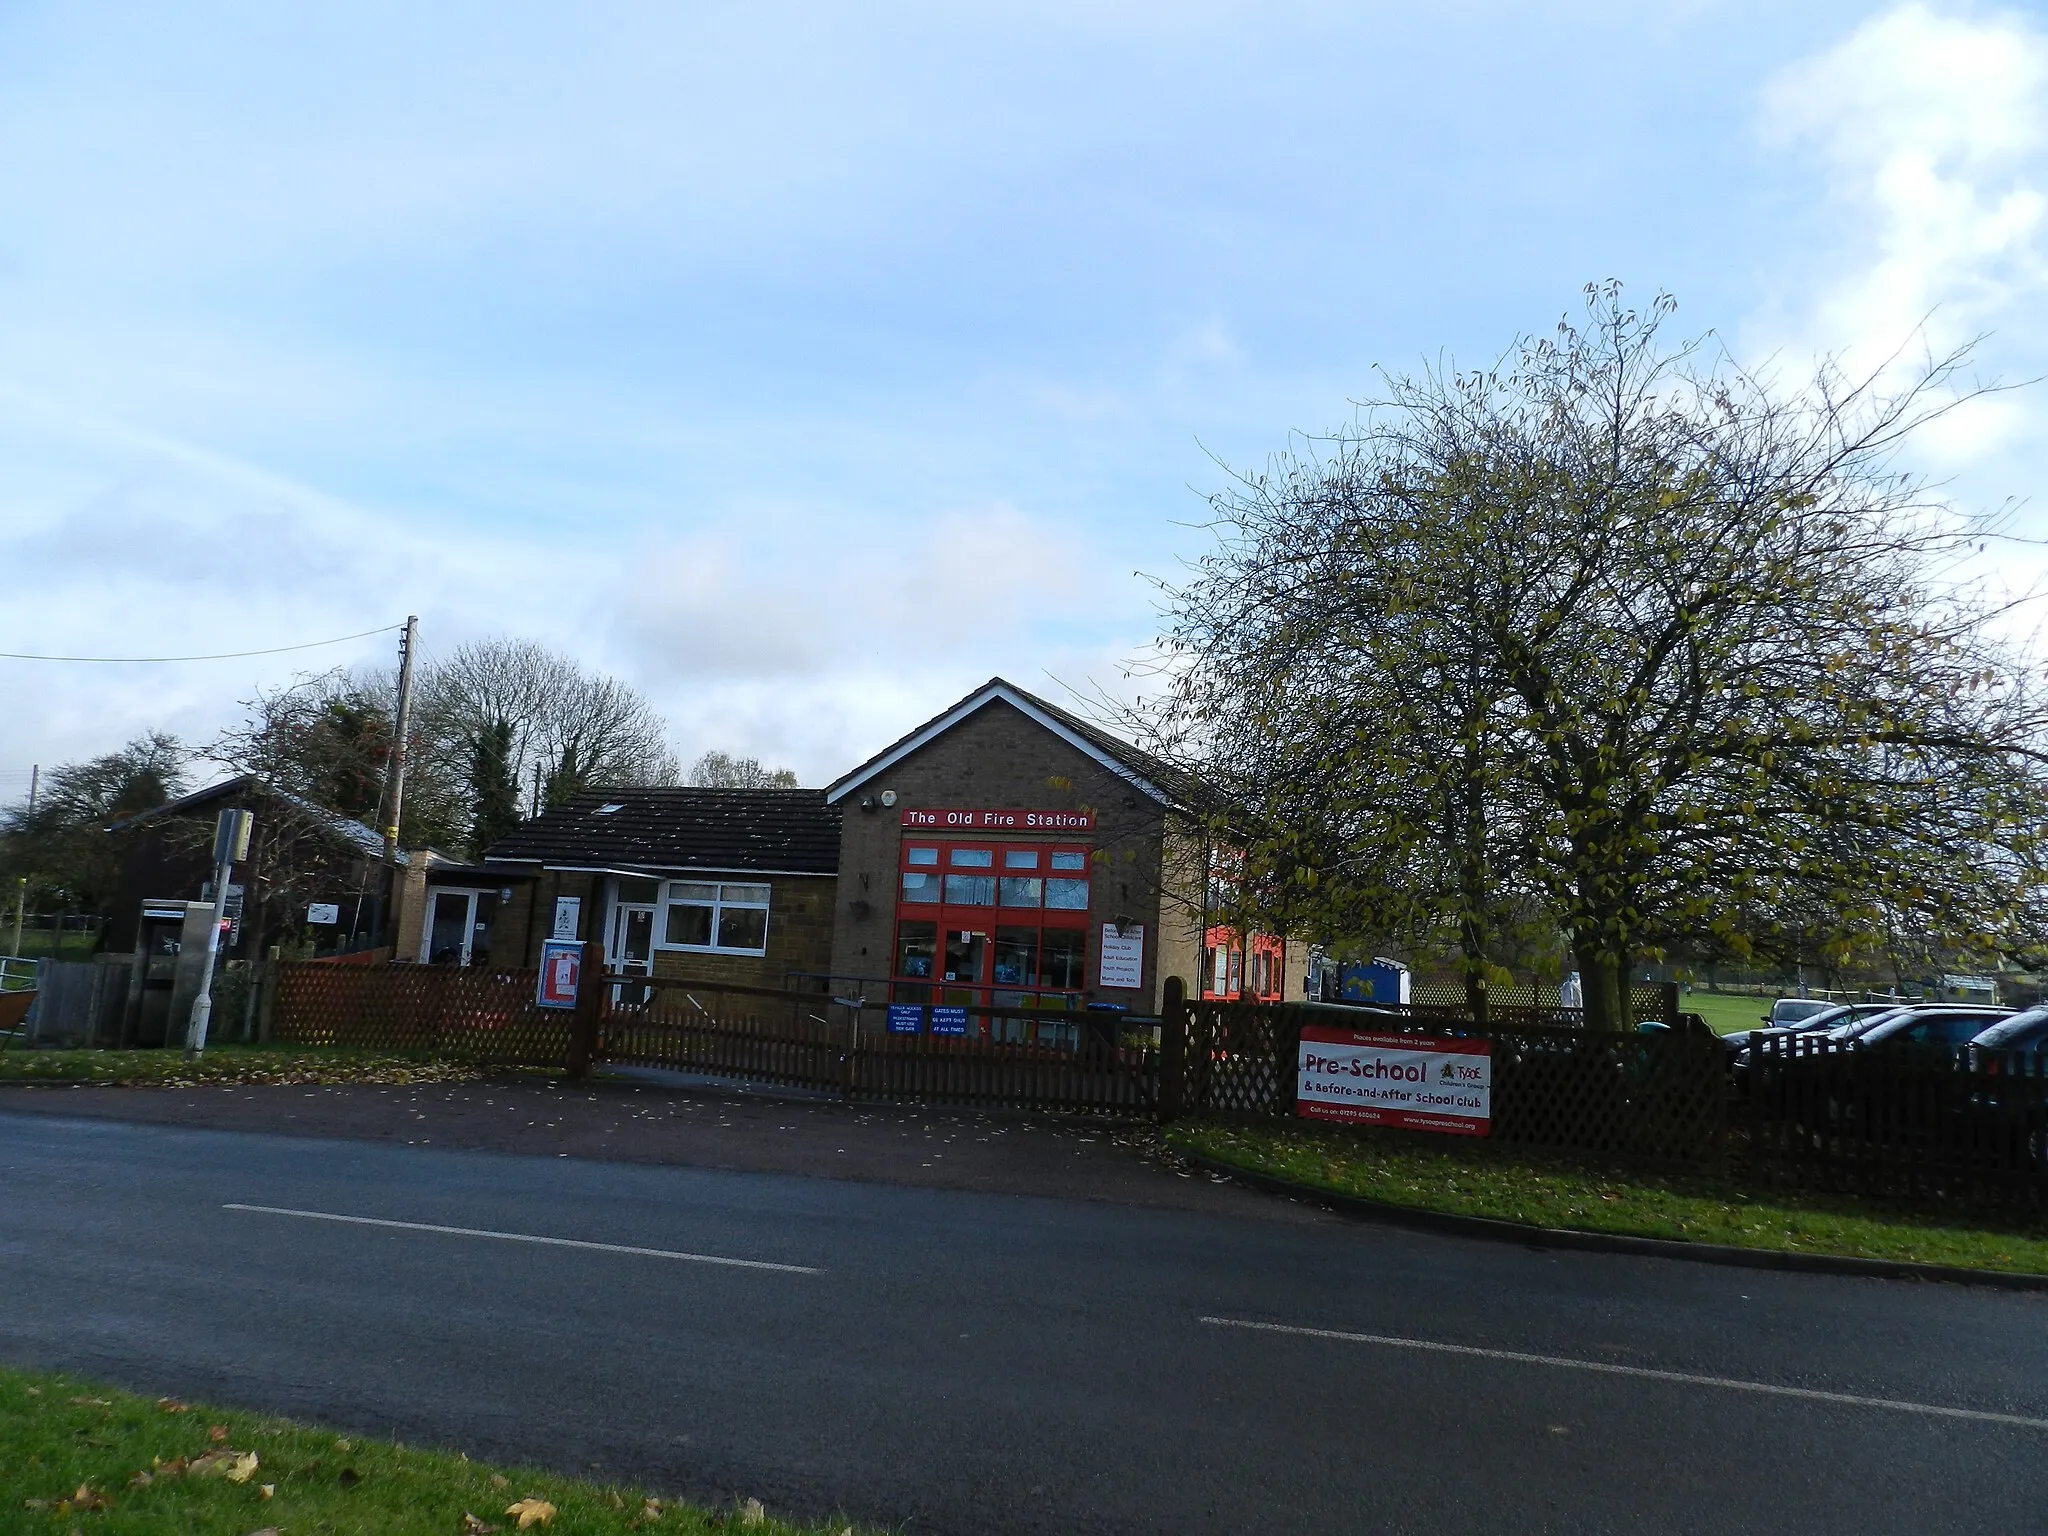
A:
[[9, 764, 35, 959], [379, 616, 419, 946], [186, 808, 253, 1058]]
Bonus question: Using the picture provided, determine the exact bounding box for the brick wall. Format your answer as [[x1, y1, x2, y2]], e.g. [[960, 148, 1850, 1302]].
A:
[[828, 698, 1186, 1010]]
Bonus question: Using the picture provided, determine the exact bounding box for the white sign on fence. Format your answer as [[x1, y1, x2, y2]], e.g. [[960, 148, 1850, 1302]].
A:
[[1297, 1025, 1492, 1137], [306, 903, 340, 926]]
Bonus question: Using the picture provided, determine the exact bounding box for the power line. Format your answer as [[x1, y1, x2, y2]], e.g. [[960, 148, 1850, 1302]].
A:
[[0, 623, 404, 664]]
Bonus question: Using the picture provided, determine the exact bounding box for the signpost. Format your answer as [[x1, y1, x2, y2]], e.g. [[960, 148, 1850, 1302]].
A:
[[1296, 1025, 1491, 1136], [184, 808, 253, 1058]]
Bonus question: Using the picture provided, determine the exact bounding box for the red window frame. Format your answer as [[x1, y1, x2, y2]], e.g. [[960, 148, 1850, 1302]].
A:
[[893, 838, 1092, 1018], [1203, 925, 1284, 1003]]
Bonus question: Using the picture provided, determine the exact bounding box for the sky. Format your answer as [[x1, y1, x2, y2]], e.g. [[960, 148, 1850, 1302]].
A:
[[3, 0, 2047, 794]]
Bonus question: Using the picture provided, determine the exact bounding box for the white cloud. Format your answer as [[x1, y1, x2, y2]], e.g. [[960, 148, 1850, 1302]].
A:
[[1756, 2, 2048, 421]]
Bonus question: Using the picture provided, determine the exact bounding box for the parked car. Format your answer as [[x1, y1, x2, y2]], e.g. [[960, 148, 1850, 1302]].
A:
[[1825, 1004, 2010, 1048], [1839, 1006, 2014, 1051], [1957, 1011, 2048, 1073], [1724, 1002, 1891, 1059], [1727, 1003, 1897, 1090], [1764, 997, 1836, 1028]]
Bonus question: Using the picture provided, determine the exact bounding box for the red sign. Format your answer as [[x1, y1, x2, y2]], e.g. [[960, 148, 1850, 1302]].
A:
[[899, 808, 1094, 832], [536, 939, 584, 1009], [1296, 1025, 1492, 1136]]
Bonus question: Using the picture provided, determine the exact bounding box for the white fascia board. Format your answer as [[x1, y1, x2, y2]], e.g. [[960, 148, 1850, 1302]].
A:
[[825, 684, 1171, 806]]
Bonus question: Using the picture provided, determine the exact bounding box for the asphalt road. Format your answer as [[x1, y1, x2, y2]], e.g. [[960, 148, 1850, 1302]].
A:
[[2, 1112, 2046, 1534]]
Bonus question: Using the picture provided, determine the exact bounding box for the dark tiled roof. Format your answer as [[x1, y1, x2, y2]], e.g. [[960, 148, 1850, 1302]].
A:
[[1002, 680, 1208, 810], [481, 787, 841, 876]]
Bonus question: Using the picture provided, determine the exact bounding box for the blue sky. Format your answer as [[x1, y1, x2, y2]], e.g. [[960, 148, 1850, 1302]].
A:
[[2, 1, 2045, 790]]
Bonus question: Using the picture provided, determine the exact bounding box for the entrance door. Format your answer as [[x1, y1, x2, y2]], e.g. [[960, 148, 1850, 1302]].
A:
[[609, 903, 656, 1004], [422, 889, 498, 966], [425, 890, 475, 965]]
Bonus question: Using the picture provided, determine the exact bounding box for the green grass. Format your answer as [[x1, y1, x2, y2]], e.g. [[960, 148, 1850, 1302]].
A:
[[1681, 991, 1778, 1036], [0, 1045, 481, 1088], [1, 1365, 853, 1534], [1169, 1119, 2048, 1275]]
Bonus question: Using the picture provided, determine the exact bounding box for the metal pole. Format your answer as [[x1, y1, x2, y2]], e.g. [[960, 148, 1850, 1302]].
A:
[[381, 615, 419, 868], [186, 809, 252, 1058], [379, 616, 418, 947], [10, 764, 37, 958]]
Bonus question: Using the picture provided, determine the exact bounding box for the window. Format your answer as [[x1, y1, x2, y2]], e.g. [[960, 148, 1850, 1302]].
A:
[[894, 837, 1091, 1010], [659, 880, 771, 954], [944, 872, 996, 905]]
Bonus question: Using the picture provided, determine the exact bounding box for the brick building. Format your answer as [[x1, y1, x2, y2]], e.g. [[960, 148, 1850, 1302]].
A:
[[461, 788, 840, 990], [823, 678, 1304, 1023], [411, 678, 1299, 1016]]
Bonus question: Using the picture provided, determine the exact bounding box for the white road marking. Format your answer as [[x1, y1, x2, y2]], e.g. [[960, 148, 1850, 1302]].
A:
[[223, 1203, 821, 1274], [1199, 1316, 2048, 1430]]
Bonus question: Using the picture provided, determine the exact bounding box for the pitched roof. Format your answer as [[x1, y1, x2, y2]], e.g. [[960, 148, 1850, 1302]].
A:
[[106, 774, 402, 863], [481, 787, 841, 876], [823, 677, 1204, 809]]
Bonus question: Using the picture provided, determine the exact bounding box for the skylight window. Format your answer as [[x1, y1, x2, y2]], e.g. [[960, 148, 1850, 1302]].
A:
[[595, 803, 625, 815]]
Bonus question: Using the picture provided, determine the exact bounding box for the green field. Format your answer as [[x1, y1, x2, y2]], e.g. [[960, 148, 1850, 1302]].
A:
[[1681, 991, 1780, 1035]]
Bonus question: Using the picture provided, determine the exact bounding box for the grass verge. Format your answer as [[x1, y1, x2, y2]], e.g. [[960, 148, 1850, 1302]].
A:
[[1167, 1119, 2048, 1275], [0, 1046, 480, 1089], [2, 1364, 848, 1535]]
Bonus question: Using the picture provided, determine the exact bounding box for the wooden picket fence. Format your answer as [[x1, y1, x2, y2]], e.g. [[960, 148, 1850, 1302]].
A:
[[1745, 1032, 2048, 1209]]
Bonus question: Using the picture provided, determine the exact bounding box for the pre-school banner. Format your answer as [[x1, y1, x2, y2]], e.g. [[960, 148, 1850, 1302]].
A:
[[1296, 1025, 1491, 1136]]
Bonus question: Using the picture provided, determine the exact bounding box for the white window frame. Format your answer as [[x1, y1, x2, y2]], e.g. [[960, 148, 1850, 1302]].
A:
[[655, 878, 772, 956]]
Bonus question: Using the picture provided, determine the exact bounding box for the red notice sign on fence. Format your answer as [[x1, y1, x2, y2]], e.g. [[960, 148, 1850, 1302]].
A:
[[1297, 1025, 1491, 1136]]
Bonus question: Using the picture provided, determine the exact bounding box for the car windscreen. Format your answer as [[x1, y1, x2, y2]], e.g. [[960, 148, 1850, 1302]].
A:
[[1771, 1000, 1831, 1023]]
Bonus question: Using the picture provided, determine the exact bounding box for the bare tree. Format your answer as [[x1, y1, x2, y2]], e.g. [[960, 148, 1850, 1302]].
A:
[[687, 750, 800, 788]]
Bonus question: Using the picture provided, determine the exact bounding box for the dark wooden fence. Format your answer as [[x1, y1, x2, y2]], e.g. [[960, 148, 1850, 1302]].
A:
[[270, 963, 572, 1066], [268, 962, 2047, 1203], [274, 964, 1157, 1114], [1175, 997, 1726, 1166], [1745, 1033, 2048, 1209]]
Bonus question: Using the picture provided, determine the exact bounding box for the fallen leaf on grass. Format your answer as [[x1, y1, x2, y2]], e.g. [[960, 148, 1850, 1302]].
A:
[[335, 1438, 351, 1452], [24, 1386, 39, 1396], [259, 1483, 275, 1499], [740, 1496, 766, 1526], [209, 1424, 230, 1443], [463, 1514, 502, 1534], [245, 1527, 282, 1536], [187, 1450, 260, 1483], [128, 1471, 153, 1489], [156, 1398, 189, 1413], [32, 1485, 114, 1514], [491, 1474, 510, 1489], [69, 1396, 111, 1407], [506, 1496, 557, 1527]]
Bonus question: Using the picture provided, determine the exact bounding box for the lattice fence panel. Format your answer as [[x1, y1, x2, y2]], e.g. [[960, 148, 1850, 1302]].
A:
[[1186, 1002, 1724, 1165], [270, 962, 569, 1067]]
